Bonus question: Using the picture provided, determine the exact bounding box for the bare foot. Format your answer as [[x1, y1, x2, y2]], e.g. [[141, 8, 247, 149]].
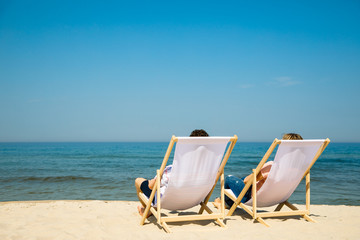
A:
[[212, 197, 222, 209], [137, 205, 145, 215], [137, 205, 152, 218], [212, 197, 230, 209]]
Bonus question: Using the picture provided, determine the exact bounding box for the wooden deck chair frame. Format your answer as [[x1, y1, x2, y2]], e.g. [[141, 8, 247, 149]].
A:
[[139, 135, 238, 233], [225, 138, 330, 227]]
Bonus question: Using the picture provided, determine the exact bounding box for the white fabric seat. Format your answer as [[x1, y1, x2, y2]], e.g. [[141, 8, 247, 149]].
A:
[[161, 137, 231, 210]]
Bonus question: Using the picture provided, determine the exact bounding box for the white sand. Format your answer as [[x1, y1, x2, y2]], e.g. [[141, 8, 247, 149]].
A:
[[0, 200, 359, 240]]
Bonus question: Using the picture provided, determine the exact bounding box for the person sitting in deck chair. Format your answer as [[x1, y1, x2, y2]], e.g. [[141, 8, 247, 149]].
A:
[[213, 133, 303, 209], [135, 129, 209, 216]]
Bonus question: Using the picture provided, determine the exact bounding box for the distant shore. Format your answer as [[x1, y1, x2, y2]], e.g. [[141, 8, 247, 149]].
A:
[[0, 200, 359, 239]]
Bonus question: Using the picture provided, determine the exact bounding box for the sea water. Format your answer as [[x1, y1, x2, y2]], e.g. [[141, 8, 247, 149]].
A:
[[0, 142, 359, 205]]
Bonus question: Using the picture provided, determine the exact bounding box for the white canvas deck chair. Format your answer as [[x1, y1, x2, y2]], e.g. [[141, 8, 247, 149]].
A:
[[139, 135, 237, 233], [225, 138, 330, 227]]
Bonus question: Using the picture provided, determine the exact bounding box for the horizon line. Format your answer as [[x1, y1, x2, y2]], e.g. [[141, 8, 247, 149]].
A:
[[0, 140, 358, 144]]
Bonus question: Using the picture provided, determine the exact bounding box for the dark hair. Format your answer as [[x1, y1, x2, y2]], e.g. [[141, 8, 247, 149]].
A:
[[282, 133, 303, 140], [190, 129, 209, 137]]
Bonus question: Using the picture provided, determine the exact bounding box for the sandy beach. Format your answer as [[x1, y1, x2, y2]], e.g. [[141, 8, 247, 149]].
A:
[[0, 200, 359, 240]]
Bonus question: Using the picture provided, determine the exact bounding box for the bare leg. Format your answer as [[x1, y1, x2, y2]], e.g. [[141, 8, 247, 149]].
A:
[[135, 177, 155, 217], [135, 177, 147, 207]]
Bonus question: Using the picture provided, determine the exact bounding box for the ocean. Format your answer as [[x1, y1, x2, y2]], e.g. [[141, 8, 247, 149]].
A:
[[0, 141, 359, 205]]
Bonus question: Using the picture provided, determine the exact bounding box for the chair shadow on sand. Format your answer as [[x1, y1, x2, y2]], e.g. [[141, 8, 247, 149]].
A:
[[228, 206, 323, 224], [141, 205, 325, 231], [143, 209, 226, 230]]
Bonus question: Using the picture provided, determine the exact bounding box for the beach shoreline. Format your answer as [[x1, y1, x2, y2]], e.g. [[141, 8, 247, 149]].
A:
[[0, 200, 359, 239]]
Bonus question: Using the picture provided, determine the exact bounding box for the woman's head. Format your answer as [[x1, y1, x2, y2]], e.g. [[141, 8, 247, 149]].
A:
[[282, 133, 303, 140]]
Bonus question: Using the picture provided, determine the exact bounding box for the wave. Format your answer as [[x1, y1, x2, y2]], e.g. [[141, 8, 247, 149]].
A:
[[92, 185, 117, 190], [2, 176, 96, 183]]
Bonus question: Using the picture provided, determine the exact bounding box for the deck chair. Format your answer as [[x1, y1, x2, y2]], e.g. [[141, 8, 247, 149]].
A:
[[139, 135, 237, 233], [225, 138, 330, 227]]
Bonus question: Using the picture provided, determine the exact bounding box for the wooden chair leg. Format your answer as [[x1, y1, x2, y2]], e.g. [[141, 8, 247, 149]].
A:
[[256, 217, 270, 227], [275, 202, 285, 211], [216, 218, 226, 228], [162, 222, 171, 233], [140, 204, 152, 225], [303, 214, 317, 223], [284, 201, 299, 210]]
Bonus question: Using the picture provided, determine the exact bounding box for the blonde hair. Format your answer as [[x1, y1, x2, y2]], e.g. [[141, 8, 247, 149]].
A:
[[282, 133, 303, 140]]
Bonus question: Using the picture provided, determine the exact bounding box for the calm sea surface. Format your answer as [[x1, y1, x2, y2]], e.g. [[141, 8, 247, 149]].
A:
[[0, 142, 359, 205]]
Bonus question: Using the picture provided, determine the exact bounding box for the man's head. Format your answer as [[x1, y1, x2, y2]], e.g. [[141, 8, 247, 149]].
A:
[[190, 129, 209, 137], [282, 133, 303, 140]]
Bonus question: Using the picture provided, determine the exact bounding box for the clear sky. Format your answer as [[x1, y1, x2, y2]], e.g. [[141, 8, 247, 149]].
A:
[[1, 1, 359, 142]]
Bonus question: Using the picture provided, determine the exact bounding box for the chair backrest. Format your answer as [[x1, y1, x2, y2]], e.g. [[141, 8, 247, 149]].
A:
[[160, 137, 231, 210], [245, 140, 326, 207]]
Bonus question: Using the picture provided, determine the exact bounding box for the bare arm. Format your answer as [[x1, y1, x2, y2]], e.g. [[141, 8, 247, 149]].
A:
[[259, 161, 272, 179], [243, 171, 263, 184], [148, 178, 156, 189], [243, 161, 273, 184]]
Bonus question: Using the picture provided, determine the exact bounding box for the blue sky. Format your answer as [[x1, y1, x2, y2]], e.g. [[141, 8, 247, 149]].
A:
[[0, 1, 359, 142]]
